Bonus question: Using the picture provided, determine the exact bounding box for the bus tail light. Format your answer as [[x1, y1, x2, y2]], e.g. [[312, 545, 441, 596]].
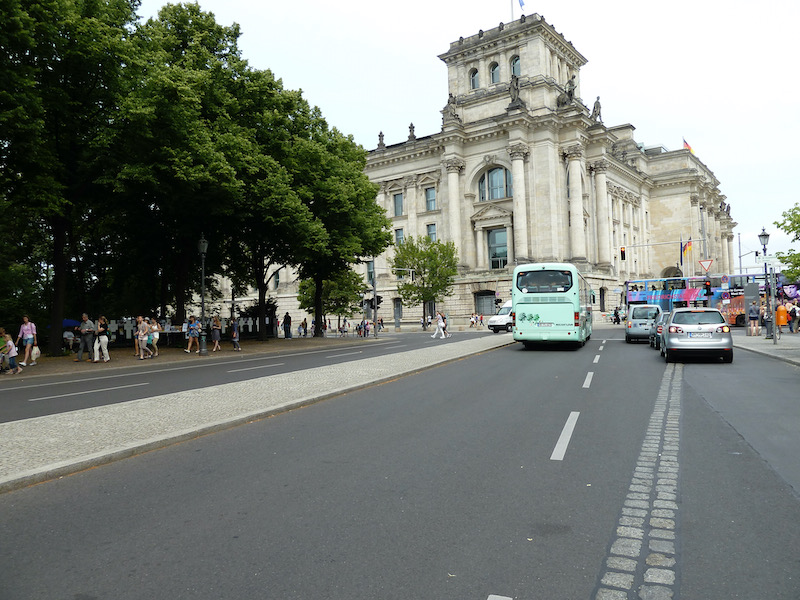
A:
[[574, 312, 580, 327], [510, 311, 515, 327]]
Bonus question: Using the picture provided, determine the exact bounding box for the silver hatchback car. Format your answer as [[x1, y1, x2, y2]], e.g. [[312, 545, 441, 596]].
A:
[[662, 307, 733, 363]]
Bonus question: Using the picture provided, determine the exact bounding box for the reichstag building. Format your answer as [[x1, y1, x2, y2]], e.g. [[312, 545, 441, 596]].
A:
[[268, 13, 735, 328]]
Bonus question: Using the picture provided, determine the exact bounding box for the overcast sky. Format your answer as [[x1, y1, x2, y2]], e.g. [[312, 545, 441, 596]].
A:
[[137, 0, 799, 264]]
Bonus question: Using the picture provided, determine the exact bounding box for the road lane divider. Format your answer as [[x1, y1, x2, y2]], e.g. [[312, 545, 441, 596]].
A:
[[550, 411, 580, 461], [583, 372, 594, 388], [593, 355, 600, 364], [227, 363, 284, 374], [28, 383, 149, 402]]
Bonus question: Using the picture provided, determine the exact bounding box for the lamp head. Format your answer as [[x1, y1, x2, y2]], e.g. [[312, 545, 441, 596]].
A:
[[198, 234, 209, 255]]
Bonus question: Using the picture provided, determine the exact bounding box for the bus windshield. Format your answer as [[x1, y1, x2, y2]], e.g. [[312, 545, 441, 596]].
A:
[[516, 269, 573, 293]]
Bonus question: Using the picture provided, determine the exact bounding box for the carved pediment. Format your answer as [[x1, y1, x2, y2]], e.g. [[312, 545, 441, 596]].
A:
[[471, 204, 513, 230]]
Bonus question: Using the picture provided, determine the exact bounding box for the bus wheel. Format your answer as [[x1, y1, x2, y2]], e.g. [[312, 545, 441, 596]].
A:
[[735, 314, 746, 327]]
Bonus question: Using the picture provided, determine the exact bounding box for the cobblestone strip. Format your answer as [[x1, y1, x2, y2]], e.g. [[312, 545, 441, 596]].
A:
[[593, 363, 682, 600]]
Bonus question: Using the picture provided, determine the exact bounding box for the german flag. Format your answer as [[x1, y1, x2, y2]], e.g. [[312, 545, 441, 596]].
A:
[[683, 138, 695, 154]]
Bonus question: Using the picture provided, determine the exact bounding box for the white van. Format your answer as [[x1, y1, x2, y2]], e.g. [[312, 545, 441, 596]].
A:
[[487, 300, 513, 333]]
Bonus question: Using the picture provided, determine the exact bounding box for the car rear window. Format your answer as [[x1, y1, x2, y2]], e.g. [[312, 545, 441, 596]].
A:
[[672, 311, 725, 325], [631, 307, 659, 320]]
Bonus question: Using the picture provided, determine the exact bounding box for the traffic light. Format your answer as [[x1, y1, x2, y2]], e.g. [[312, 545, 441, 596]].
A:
[[375, 295, 383, 309], [704, 280, 712, 296], [495, 297, 502, 307], [620, 246, 626, 260]]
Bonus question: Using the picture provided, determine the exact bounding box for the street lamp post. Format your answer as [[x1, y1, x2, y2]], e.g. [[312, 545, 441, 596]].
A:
[[198, 234, 209, 356], [757, 227, 773, 340]]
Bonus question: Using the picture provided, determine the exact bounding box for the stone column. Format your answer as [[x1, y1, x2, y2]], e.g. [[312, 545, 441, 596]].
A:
[[444, 158, 465, 262], [593, 160, 611, 266], [565, 144, 586, 261], [508, 143, 530, 262], [405, 175, 418, 237]]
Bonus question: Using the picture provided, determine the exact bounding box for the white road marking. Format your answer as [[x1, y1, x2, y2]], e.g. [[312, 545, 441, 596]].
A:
[[599, 345, 605, 351], [550, 411, 580, 461], [325, 351, 363, 359], [593, 355, 600, 363], [487, 596, 513, 600], [583, 371, 594, 388], [28, 383, 149, 402], [227, 363, 284, 373]]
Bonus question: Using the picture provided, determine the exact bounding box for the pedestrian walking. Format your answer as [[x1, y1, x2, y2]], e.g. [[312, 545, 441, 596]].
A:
[[15, 315, 37, 366], [282, 312, 292, 339], [431, 311, 446, 339], [137, 316, 153, 359], [75, 313, 95, 362], [2, 333, 23, 374], [230, 318, 241, 351], [211, 316, 222, 351], [748, 301, 760, 336], [93, 315, 111, 362], [148, 318, 161, 357], [185, 316, 199, 353]]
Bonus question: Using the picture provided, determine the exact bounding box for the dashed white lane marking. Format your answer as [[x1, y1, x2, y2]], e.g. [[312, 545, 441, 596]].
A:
[[593, 355, 600, 363], [583, 371, 594, 388], [28, 383, 149, 402], [599, 345, 605, 351], [487, 594, 513, 600], [227, 363, 284, 373], [550, 411, 581, 461], [325, 351, 364, 359]]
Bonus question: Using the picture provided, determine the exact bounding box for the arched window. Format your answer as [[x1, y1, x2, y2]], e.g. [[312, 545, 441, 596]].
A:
[[469, 68, 480, 90], [478, 167, 513, 201], [489, 62, 500, 84], [510, 56, 521, 77]]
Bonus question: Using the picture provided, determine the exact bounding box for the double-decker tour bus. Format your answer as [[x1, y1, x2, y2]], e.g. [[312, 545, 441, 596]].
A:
[[512, 262, 593, 347], [625, 274, 759, 326]]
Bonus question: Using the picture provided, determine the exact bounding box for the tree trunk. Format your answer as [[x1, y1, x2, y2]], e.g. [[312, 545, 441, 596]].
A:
[[313, 272, 325, 337], [47, 217, 69, 356]]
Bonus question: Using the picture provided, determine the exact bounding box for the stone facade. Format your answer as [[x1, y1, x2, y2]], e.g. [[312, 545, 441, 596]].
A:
[[261, 14, 736, 329]]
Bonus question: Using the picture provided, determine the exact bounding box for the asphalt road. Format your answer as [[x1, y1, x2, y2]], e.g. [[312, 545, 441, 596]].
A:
[[1, 330, 799, 599], [0, 334, 444, 423]]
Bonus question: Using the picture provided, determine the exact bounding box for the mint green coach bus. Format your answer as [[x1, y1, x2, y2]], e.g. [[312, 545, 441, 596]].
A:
[[512, 262, 593, 347]]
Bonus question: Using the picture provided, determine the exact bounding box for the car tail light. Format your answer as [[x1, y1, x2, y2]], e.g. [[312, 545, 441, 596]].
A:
[[574, 312, 580, 327], [716, 325, 730, 333], [657, 325, 663, 334], [627, 321, 632, 328], [669, 325, 684, 333]]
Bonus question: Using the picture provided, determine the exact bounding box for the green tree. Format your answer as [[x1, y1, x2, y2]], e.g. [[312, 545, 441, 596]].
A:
[[391, 236, 459, 329], [108, 3, 246, 321], [221, 67, 326, 339], [0, 0, 139, 355], [775, 204, 800, 281], [292, 125, 392, 336], [297, 269, 369, 326]]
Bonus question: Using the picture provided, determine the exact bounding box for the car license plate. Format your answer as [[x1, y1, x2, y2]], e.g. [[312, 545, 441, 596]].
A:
[[688, 332, 712, 338]]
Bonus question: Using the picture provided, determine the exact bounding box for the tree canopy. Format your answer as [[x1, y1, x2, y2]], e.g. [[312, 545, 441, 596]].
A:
[[775, 204, 800, 281], [0, 0, 389, 351], [390, 236, 459, 328]]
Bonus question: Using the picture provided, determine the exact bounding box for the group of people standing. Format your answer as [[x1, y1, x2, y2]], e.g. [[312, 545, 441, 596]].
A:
[[184, 316, 241, 353], [70, 313, 113, 363], [747, 299, 800, 336]]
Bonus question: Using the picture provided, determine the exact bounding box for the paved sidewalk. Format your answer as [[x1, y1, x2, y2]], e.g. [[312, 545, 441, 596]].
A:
[[730, 325, 800, 366], [0, 333, 513, 494]]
